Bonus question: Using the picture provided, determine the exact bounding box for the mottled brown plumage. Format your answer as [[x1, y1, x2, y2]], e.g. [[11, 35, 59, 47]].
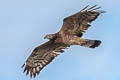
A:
[[22, 5, 105, 78]]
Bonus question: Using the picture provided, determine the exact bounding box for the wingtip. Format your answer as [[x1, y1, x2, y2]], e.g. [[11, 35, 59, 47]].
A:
[[99, 10, 106, 13], [21, 63, 25, 68], [87, 5, 98, 11], [81, 5, 106, 13], [80, 5, 89, 12]]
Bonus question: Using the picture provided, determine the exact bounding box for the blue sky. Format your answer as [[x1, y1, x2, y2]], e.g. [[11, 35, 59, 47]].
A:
[[0, 0, 120, 80]]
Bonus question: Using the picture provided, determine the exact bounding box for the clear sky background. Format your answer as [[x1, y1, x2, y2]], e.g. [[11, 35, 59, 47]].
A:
[[0, 0, 120, 80]]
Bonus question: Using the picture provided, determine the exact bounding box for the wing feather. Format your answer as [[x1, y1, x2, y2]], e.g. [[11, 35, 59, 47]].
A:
[[22, 41, 69, 78], [59, 5, 105, 37]]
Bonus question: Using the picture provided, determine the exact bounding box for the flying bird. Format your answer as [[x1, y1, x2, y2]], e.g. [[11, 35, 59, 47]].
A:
[[22, 5, 105, 78]]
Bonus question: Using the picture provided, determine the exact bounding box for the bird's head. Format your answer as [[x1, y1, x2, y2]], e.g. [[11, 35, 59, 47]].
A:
[[44, 34, 57, 40]]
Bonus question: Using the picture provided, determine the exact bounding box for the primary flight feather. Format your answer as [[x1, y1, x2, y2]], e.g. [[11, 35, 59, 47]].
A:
[[22, 5, 105, 78]]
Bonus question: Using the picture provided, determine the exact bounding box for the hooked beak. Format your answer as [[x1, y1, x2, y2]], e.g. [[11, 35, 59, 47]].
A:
[[44, 36, 47, 39]]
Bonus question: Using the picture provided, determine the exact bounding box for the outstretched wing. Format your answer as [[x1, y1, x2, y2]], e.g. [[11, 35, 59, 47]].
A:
[[59, 5, 105, 37], [22, 41, 69, 78]]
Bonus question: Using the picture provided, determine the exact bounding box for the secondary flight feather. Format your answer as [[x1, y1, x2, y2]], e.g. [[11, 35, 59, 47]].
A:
[[22, 5, 105, 78]]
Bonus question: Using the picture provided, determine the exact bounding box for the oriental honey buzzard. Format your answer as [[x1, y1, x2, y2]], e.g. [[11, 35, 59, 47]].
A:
[[22, 5, 105, 78]]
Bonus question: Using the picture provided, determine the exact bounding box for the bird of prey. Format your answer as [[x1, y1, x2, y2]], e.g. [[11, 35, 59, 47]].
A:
[[22, 5, 105, 78]]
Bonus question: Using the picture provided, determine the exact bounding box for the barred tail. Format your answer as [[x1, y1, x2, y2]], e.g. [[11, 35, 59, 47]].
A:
[[81, 40, 101, 48]]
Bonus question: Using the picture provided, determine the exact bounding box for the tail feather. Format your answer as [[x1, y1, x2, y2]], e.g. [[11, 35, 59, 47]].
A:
[[80, 40, 101, 48], [89, 40, 101, 48]]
